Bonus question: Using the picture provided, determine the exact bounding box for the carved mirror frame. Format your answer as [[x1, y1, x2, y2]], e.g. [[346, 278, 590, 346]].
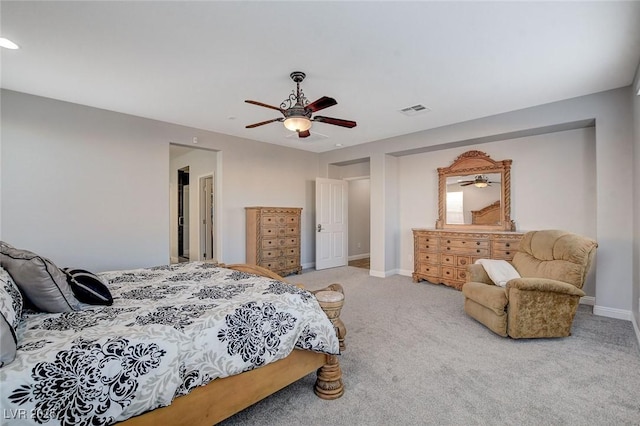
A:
[[436, 150, 515, 231]]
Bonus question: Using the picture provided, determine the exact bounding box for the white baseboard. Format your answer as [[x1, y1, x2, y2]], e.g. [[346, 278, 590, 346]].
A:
[[170, 256, 179, 264], [369, 269, 400, 278], [302, 262, 315, 270], [398, 269, 413, 277], [580, 296, 595, 306], [632, 313, 640, 351], [593, 304, 632, 321], [348, 253, 370, 261]]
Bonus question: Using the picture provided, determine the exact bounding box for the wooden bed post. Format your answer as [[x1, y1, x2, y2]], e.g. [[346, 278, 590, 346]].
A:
[[313, 286, 346, 399]]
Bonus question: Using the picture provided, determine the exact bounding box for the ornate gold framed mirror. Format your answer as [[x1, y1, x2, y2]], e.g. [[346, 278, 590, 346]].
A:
[[436, 150, 515, 231]]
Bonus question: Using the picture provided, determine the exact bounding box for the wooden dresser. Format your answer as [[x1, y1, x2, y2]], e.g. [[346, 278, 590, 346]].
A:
[[412, 229, 523, 290], [246, 207, 302, 276]]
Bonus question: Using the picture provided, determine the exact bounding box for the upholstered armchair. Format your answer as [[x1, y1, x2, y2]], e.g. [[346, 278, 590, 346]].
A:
[[462, 230, 598, 338]]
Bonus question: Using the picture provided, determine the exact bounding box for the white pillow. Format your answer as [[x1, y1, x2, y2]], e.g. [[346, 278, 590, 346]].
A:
[[475, 259, 520, 287]]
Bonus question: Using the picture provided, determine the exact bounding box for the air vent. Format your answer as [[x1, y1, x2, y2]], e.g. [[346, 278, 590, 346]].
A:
[[399, 104, 431, 116]]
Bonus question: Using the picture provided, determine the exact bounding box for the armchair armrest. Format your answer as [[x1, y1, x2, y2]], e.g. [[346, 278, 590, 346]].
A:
[[466, 264, 494, 285], [507, 277, 585, 297]]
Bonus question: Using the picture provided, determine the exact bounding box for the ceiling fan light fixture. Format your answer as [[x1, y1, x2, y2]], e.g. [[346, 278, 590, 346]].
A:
[[474, 181, 488, 188], [0, 37, 19, 49], [283, 116, 312, 132]]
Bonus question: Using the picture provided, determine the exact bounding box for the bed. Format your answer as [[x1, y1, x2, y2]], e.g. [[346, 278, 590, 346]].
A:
[[0, 259, 345, 426], [471, 200, 501, 226]]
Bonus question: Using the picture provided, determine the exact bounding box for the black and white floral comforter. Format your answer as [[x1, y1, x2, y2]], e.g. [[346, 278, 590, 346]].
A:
[[0, 262, 339, 425]]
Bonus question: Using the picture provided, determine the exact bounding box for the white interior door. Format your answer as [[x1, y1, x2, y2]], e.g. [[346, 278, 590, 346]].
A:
[[315, 178, 348, 270]]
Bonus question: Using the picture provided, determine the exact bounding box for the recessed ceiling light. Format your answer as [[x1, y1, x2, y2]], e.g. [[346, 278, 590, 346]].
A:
[[0, 38, 19, 50]]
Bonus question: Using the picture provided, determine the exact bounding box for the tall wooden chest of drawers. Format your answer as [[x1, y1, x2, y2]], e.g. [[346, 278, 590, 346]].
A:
[[246, 207, 302, 276], [412, 229, 523, 290]]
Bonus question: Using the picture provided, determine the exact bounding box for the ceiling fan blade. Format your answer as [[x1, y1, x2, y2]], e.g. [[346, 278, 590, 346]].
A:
[[298, 130, 311, 138], [460, 182, 474, 186], [313, 115, 357, 128], [245, 100, 284, 114], [305, 96, 337, 113], [245, 118, 283, 128]]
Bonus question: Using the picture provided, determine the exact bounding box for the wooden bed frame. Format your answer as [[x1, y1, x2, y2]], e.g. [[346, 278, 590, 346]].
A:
[[118, 263, 345, 426], [471, 200, 501, 226]]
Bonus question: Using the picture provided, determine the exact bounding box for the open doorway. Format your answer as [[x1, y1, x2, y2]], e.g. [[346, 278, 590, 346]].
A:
[[177, 167, 190, 262], [169, 144, 220, 264], [347, 177, 370, 269], [200, 175, 215, 261]]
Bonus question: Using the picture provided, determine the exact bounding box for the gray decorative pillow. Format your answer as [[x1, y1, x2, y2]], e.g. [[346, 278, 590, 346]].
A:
[[0, 266, 23, 366], [0, 246, 80, 313]]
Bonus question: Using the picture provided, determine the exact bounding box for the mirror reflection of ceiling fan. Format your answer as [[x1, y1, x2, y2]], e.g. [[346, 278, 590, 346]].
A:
[[458, 175, 498, 188], [245, 71, 357, 138]]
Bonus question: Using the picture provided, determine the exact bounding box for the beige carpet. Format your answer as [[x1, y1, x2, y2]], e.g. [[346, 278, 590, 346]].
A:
[[219, 266, 640, 425]]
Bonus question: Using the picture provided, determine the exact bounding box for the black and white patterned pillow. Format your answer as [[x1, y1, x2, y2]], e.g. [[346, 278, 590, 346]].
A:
[[63, 268, 113, 305], [0, 266, 23, 366]]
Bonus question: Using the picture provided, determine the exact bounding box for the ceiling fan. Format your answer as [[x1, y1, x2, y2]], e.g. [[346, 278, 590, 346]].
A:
[[245, 71, 357, 138], [458, 175, 498, 188]]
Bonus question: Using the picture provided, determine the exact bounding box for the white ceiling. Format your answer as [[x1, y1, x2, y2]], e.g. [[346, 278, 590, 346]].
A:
[[2, 1, 639, 153]]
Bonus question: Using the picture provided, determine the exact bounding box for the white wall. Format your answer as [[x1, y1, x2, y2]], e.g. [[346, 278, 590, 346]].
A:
[[347, 179, 370, 258], [398, 128, 597, 295], [1, 90, 320, 272]]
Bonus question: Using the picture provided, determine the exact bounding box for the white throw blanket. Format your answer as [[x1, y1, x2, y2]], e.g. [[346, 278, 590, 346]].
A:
[[475, 259, 521, 287]]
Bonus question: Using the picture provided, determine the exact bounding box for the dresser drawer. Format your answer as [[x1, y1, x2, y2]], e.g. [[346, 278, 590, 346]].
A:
[[283, 215, 299, 226], [417, 251, 439, 264], [261, 237, 299, 249], [442, 245, 490, 257], [416, 236, 439, 251], [285, 226, 299, 236], [260, 259, 287, 270], [260, 215, 280, 227], [440, 253, 455, 265], [441, 238, 490, 249], [456, 268, 469, 282], [492, 250, 517, 261], [263, 227, 280, 237], [492, 240, 520, 251], [418, 264, 440, 276], [441, 266, 455, 280], [455, 256, 472, 268]]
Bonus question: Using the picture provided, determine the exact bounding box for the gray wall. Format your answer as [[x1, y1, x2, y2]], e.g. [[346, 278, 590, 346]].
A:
[[0, 90, 320, 271], [633, 67, 640, 334], [319, 87, 634, 318], [1, 86, 638, 323]]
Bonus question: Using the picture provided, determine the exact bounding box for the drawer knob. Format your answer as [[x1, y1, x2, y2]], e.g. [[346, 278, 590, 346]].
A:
[[476, 242, 480, 245], [506, 251, 510, 255], [476, 249, 480, 253], [426, 245, 429, 249], [447, 240, 450, 243], [447, 247, 451, 251], [506, 243, 511, 247]]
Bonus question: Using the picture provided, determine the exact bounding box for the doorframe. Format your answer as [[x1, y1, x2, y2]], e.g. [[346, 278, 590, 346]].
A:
[[199, 173, 215, 261], [169, 144, 223, 264]]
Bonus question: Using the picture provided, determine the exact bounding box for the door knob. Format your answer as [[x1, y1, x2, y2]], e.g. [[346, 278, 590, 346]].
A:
[[317, 224, 323, 232]]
